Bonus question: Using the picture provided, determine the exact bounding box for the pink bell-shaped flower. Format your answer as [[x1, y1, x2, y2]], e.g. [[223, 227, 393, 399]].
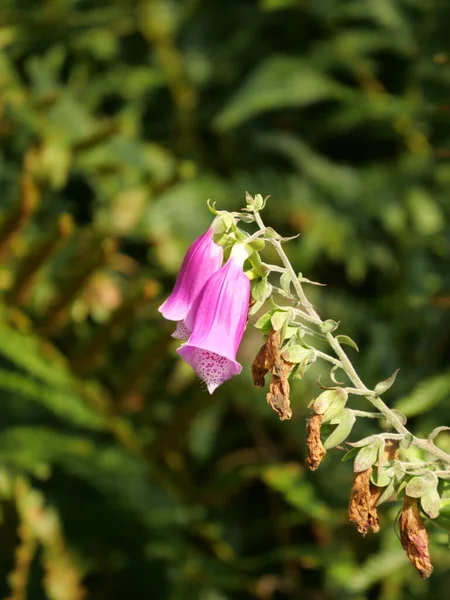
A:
[[158, 228, 223, 335], [177, 244, 250, 393]]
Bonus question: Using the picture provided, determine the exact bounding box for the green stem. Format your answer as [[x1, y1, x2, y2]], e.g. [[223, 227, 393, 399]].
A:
[[252, 208, 450, 466]]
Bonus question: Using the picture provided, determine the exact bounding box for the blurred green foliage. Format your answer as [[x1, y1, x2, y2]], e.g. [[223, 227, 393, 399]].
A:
[[0, 0, 449, 598]]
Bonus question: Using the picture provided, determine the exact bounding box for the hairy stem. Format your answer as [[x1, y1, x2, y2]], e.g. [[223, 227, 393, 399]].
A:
[[252, 208, 450, 465]]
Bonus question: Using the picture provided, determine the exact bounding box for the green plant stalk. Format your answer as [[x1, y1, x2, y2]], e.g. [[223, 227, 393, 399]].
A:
[[252, 208, 450, 466]]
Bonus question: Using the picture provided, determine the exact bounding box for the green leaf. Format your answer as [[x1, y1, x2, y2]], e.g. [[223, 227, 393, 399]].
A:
[[374, 368, 400, 395], [335, 335, 359, 352], [0, 322, 73, 388], [323, 409, 355, 449], [0, 427, 177, 524], [214, 56, 347, 131], [0, 368, 107, 431]]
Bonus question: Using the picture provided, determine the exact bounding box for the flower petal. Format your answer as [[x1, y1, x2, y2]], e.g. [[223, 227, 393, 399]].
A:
[[159, 228, 223, 322], [177, 244, 250, 393]]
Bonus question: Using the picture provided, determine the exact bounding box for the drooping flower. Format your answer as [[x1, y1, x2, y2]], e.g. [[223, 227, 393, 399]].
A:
[[177, 244, 250, 393], [158, 227, 223, 336]]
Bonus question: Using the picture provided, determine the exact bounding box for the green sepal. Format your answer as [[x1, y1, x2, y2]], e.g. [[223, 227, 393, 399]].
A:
[[420, 488, 441, 519], [248, 299, 264, 315], [281, 345, 315, 364], [401, 433, 413, 449], [253, 193, 265, 211], [376, 438, 386, 483], [252, 277, 272, 303], [322, 389, 348, 423], [254, 311, 274, 332], [245, 269, 263, 281], [371, 469, 391, 488], [330, 364, 345, 385], [405, 472, 438, 498], [271, 310, 289, 332], [298, 273, 326, 286], [335, 335, 359, 352], [247, 249, 266, 278], [429, 426, 450, 441], [246, 238, 266, 252], [376, 477, 397, 506], [279, 271, 292, 295], [313, 389, 341, 415], [353, 439, 383, 472], [323, 409, 355, 449], [264, 227, 282, 240], [374, 368, 400, 395], [342, 447, 359, 462], [320, 319, 340, 334], [213, 232, 236, 247]]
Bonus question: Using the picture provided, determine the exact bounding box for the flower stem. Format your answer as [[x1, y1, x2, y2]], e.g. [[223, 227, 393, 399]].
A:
[[253, 209, 450, 465]]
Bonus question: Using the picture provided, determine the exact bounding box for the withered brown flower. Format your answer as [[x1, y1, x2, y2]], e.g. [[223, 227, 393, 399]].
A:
[[348, 467, 381, 535], [399, 496, 433, 579], [305, 413, 326, 471], [251, 329, 294, 420]]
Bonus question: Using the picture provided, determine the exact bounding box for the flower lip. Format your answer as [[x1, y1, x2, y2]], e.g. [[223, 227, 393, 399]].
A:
[[177, 346, 242, 394]]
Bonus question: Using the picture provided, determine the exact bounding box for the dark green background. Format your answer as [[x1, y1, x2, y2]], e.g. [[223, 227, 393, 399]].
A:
[[0, 0, 449, 598]]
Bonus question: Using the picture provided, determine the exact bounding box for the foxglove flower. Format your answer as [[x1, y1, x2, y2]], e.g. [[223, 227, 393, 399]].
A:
[[178, 244, 250, 393], [158, 227, 223, 337]]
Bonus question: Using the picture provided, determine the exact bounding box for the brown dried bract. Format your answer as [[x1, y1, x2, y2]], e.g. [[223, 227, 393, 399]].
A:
[[305, 413, 326, 471], [251, 342, 269, 388], [399, 496, 433, 579], [348, 467, 381, 535], [267, 370, 293, 421], [384, 439, 400, 461], [251, 329, 294, 420]]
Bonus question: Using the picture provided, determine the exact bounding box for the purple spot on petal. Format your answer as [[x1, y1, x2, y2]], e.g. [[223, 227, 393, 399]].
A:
[[172, 321, 191, 340]]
